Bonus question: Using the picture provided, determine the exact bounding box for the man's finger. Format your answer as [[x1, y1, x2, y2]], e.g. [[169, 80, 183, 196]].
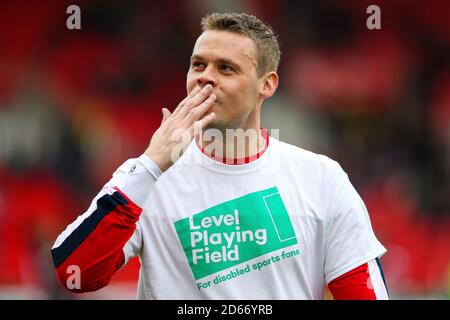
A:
[[161, 108, 171, 124], [182, 93, 216, 126], [190, 112, 216, 137], [178, 84, 212, 119], [171, 86, 202, 117]]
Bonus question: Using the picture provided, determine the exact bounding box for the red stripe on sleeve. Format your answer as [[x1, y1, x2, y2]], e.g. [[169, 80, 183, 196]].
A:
[[55, 188, 141, 293], [328, 263, 377, 300]]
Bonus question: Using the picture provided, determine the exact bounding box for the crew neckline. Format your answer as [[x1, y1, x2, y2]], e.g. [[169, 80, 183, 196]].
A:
[[183, 128, 273, 175], [195, 128, 269, 165]]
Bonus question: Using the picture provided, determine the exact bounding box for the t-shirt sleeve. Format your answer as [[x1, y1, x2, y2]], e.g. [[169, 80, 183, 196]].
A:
[[51, 154, 161, 292], [324, 162, 387, 284]]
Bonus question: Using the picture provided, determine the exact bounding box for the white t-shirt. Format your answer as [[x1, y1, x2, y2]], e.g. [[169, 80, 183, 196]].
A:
[[116, 136, 386, 299]]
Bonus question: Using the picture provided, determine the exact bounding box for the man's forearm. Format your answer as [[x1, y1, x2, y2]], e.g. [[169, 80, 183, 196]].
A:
[[50, 155, 161, 293]]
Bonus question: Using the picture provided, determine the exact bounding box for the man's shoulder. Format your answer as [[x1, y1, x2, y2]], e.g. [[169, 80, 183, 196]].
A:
[[271, 138, 341, 171]]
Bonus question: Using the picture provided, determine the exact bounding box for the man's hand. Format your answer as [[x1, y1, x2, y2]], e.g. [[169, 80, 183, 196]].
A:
[[144, 84, 216, 171]]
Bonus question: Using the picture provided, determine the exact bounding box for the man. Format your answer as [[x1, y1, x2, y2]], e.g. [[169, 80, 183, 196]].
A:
[[51, 13, 388, 299]]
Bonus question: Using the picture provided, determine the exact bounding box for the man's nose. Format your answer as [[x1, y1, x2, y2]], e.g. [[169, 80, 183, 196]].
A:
[[197, 66, 217, 87]]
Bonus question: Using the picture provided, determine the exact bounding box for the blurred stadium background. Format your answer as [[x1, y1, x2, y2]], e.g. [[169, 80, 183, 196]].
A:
[[0, 0, 448, 299]]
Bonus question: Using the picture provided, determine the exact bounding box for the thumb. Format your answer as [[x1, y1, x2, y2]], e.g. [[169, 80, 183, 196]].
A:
[[161, 108, 171, 124]]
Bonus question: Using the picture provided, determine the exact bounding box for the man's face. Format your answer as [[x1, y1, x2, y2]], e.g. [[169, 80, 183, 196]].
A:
[[187, 30, 262, 130]]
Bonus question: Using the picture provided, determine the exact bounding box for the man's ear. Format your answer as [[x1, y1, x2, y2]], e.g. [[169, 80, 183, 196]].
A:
[[259, 71, 279, 100]]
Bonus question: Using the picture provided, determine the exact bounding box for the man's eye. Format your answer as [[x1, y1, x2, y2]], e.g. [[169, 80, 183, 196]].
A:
[[192, 62, 205, 69], [220, 65, 234, 72]]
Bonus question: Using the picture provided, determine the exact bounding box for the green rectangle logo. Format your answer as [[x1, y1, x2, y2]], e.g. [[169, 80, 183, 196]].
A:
[[263, 193, 297, 242], [174, 186, 298, 280]]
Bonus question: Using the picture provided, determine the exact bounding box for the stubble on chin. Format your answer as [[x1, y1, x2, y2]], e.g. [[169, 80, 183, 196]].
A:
[[204, 116, 243, 136]]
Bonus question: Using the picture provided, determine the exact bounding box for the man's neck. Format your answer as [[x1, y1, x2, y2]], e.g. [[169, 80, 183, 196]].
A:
[[198, 126, 267, 165]]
